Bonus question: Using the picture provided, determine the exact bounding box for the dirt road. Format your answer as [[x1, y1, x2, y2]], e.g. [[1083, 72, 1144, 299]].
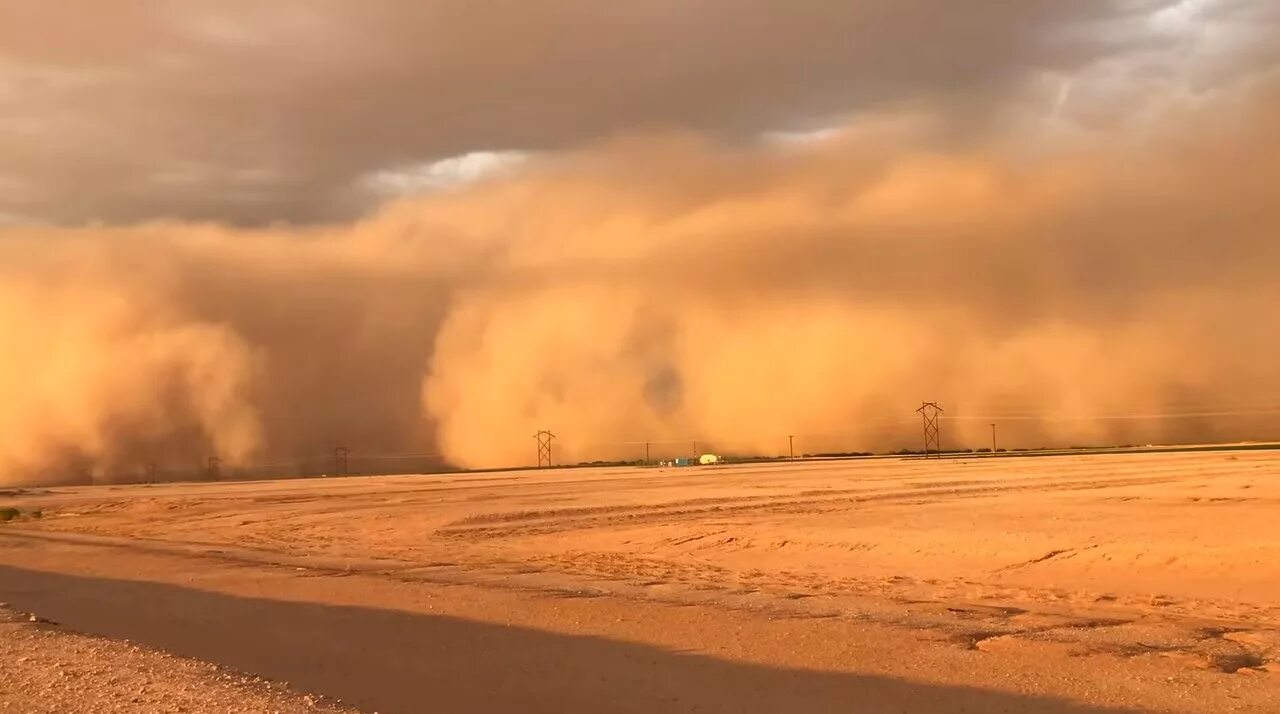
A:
[[1, 451, 1278, 712]]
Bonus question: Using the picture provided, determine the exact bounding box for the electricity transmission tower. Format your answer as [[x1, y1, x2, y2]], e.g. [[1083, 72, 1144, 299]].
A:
[[534, 430, 556, 468], [334, 446, 350, 476], [916, 402, 944, 458], [205, 456, 221, 480]]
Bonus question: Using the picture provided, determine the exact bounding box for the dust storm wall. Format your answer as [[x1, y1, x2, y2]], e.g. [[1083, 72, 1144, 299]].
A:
[[3, 81, 1280, 481]]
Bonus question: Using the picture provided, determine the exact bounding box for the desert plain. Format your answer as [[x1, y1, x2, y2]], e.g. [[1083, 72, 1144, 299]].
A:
[[2, 449, 1279, 712]]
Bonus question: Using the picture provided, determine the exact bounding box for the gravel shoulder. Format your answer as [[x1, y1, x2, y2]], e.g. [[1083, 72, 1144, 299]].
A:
[[0, 603, 360, 714]]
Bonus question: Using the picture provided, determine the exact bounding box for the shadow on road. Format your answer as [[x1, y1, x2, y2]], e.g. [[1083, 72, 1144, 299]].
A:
[[0, 564, 1133, 713]]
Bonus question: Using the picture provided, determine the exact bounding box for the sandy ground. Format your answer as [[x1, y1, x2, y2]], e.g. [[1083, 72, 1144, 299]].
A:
[[1, 451, 1279, 712]]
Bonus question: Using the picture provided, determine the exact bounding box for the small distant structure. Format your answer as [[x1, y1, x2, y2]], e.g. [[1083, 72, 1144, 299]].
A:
[[659, 454, 721, 467]]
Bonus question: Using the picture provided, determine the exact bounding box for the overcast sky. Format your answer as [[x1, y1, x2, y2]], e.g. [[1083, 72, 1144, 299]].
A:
[[3, 0, 1273, 226]]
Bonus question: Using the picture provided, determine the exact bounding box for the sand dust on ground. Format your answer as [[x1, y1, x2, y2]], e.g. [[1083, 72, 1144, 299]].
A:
[[1, 451, 1278, 712]]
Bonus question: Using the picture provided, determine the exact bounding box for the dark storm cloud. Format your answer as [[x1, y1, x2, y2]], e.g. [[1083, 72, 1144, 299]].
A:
[[1, 0, 1143, 224]]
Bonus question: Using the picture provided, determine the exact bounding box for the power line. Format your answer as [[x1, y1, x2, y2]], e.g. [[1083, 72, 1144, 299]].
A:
[[916, 402, 943, 458], [946, 409, 1280, 421], [534, 430, 556, 468], [89, 399, 1280, 485], [353, 452, 446, 460]]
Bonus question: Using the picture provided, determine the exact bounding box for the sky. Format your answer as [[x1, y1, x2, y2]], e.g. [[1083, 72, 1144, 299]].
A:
[[1, 1, 1279, 482], [6, 0, 1271, 226]]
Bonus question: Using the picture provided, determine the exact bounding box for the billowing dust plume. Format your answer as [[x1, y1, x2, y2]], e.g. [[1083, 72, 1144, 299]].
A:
[[3, 81, 1280, 482]]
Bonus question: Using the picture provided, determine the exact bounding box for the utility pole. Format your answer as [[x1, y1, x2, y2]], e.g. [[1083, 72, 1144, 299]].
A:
[[334, 446, 350, 476], [692, 440, 698, 458], [645, 441, 651, 466], [916, 402, 944, 458], [533, 431, 556, 468], [789, 435, 795, 461], [990, 423, 997, 455]]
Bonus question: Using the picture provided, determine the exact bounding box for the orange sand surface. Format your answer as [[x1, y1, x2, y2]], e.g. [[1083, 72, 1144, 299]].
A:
[[2, 451, 1278, 712]]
